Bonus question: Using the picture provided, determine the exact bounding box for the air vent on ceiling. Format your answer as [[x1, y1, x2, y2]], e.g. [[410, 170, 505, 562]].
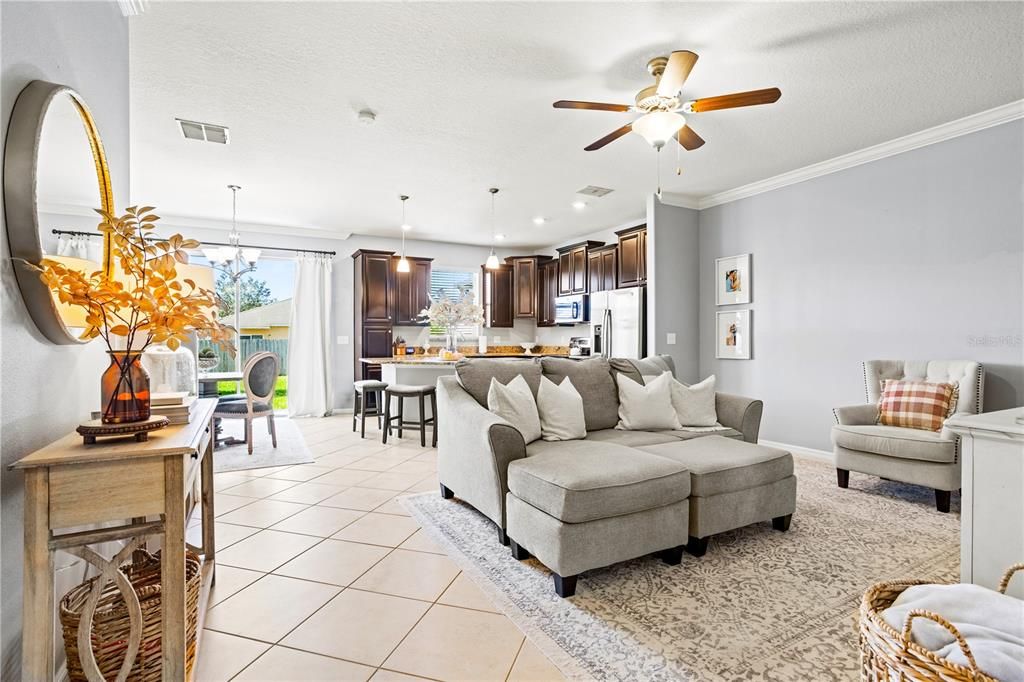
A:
[[576, 185, 614, 198], [176, 118, 230, 144]]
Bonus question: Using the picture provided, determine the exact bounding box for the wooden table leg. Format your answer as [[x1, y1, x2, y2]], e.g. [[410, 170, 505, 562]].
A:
[[201, 422, 216, 567], [23, 468, 54, 682], [162, 456, 186, 680]]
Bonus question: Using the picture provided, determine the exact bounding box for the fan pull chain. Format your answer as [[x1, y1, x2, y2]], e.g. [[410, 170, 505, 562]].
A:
[[676, 141, 682, 176], [656, 146, 662, 200]]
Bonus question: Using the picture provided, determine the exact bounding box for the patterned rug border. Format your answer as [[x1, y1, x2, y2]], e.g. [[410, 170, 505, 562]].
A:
[[399, 491, 596, 682]]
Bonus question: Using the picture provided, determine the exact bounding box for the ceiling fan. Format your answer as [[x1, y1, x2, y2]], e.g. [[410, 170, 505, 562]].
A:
[[553, 50, 781, 152]]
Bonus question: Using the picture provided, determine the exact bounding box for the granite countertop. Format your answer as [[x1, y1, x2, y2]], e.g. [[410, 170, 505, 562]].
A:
[[360, 352, 574, 365]]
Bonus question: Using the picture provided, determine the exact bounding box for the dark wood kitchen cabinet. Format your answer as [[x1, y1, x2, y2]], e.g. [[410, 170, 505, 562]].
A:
[[393, 256, 432, 325], [506, 256, 545, 319], [587, 244, 618, 293], [353, 249, 397, 393], [556, 240, 604, 295], [481, 264, 514, 328], [617, 225, 647, 288], [536, 258, 558, 326]]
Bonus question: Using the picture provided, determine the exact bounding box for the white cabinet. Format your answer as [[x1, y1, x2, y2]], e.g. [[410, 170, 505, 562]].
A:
[[946, 407, 1024, 599]]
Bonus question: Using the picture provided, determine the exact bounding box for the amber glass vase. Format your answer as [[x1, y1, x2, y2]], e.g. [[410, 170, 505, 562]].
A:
[[100, 351, 151, 424]]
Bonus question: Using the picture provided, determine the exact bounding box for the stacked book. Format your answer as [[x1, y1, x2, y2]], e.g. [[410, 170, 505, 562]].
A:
[[92, 392, 198, 425]]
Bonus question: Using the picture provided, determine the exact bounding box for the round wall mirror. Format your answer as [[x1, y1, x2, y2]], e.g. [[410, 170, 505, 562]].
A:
[[3, 80, 115, 344]]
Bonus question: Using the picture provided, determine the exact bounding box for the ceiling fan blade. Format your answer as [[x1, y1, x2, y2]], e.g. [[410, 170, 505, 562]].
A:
[[584, 123, 632, 151], [553, 100, 631, 112], [675, 125, 705, 151], [687, 88, 781, 112], [656, 50, 699, 98]]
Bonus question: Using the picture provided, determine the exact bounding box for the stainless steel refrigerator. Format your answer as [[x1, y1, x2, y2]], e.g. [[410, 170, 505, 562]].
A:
[[589, 286, 646, 359]]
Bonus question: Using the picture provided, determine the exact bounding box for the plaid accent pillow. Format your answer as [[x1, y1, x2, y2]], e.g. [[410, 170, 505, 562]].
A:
[[878, 380, 956, 431]]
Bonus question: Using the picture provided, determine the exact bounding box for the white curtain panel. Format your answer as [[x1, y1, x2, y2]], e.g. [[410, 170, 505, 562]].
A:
[[288, 253, 334, 417], [56, 234, 99, 260]]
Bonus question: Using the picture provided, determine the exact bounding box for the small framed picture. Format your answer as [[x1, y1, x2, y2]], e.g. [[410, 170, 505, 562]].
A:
[[716, 310, 752, 360], [716, 254, 751, 306]]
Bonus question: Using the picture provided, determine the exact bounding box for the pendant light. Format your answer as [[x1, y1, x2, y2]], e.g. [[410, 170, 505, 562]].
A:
[[397, 194, 411, 273], [485, 187, 500, 270]]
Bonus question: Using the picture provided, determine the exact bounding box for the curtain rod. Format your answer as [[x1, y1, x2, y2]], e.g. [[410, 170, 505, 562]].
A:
[[51, 228, 337, 257]]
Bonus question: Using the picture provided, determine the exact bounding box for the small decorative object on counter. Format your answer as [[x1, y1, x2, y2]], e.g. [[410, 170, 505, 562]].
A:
[[37, 205, 236, 427], [393, 336, 407, 357]]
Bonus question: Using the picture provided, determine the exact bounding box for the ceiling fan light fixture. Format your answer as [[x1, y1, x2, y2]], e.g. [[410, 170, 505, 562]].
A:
[[632, 111, 686, 149]]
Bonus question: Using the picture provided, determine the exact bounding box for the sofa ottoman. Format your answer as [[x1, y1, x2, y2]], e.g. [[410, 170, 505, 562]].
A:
[[505, 441, 691, 597], [638, 436, 797, 556]]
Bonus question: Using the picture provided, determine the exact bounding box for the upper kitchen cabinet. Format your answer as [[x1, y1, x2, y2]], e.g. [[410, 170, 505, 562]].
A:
[[354, 249, 395, 324], [393, 256, 432, 325], [536, 258, 559, 327], [506, 256, 544, 319], [616, 225, 647, 288], [556, 240, 604, 295], [481, 263, 514, 328], [587, 244, 618, 293]]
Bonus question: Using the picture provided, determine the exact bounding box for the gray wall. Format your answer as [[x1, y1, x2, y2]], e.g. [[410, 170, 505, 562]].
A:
[[649, 197, 701, 382], [699, 120, 1024, 452], [1, 2, 130, 675]]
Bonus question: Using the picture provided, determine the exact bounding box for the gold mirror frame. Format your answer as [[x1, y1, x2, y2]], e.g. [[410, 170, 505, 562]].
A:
[[3, 80, 115, 345]]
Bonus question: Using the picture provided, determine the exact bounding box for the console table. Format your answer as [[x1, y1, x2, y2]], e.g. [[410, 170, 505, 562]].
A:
[[946, 407, 1024, 599], [11, 398, 218, 681]]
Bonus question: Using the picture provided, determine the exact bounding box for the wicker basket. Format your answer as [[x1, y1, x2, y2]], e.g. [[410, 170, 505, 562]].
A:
[[60, 550, 202, 682], [859, 563, 1024, 682]]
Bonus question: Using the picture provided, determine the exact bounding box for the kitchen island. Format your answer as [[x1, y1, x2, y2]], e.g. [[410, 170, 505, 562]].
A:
[[359, 354, 578, 423]]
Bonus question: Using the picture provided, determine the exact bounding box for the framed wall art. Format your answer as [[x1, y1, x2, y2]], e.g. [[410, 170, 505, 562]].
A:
[[716, 309, 751, 360], [716, 253, 751, 306]]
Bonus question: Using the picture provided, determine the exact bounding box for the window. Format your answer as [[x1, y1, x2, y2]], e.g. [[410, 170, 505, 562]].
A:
[[428, 269, 479, 338]]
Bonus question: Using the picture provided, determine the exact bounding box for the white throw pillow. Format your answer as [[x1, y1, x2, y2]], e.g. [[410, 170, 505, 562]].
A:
[[616, 371, 681, 431], [670, 375, 718, 427], [536, 376, 586, 441], [487, 375, 541, 443]]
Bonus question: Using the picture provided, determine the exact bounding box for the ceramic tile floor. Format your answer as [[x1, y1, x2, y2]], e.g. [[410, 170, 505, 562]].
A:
[[194, 414, 565, 682]]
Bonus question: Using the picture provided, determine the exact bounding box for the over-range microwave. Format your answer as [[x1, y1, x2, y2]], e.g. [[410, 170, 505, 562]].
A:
[[554, 294, 589, 325]]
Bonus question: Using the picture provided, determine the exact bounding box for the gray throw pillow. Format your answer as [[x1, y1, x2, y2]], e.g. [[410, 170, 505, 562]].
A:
[[541, 356, 618, 431], [455, 358, 542, 407]]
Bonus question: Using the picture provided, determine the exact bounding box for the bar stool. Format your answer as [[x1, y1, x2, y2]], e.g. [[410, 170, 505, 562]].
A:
[[353, 380, 388, 438], [382, 384, 438, 447]]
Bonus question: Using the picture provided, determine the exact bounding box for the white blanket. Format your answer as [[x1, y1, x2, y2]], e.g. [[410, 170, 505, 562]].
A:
[[881, 583, 1024, 681]]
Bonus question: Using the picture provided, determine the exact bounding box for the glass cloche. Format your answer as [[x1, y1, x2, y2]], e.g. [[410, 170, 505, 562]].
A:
[[141, 342, 198, 396]]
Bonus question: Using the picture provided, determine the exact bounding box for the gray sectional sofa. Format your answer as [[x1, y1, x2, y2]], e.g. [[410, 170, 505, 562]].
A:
[[437, 355, 797, 597]]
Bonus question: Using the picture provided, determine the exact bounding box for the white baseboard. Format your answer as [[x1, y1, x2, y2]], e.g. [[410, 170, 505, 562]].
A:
[[760, 439, 834, 463]]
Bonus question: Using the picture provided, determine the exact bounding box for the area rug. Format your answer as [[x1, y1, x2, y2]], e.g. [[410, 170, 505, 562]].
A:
[[212, 415, 314, 473], [400, 456, 959, 682]]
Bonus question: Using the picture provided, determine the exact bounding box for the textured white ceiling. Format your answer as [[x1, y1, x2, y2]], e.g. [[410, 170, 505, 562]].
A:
[[128, 2, 1024, 247]]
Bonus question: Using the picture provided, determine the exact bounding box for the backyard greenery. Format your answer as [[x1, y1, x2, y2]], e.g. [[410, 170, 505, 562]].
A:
[[217, 376, 288, 410]]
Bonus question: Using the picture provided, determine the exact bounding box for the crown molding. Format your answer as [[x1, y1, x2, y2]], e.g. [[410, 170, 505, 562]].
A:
[[117, 0, 147, 17], [697, 99, 1024, 210], [656, 191, 700, 210], [38, 203, 353, 242]]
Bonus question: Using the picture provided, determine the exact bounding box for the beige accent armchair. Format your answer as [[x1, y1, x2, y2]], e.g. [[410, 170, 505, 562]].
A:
[[831, 360, 984, 512]]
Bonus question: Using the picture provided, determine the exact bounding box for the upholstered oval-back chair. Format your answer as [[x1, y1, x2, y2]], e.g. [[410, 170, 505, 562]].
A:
[[831, 359, 984, 512], [214, 352, 280, 455]]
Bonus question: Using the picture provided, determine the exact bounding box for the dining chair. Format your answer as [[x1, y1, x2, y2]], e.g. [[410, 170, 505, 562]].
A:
[[213, 351, 280, 455]]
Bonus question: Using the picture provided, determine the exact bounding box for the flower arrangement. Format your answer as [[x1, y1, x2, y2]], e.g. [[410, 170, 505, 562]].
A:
[[39, 205, 235, 423], [419, 284, 484, 355]]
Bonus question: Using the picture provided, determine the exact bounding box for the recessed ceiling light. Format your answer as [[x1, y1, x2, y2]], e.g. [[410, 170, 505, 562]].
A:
[[495, 233, 505, 241], [532, 216, 545, 225], [572, 201, 586, 210]]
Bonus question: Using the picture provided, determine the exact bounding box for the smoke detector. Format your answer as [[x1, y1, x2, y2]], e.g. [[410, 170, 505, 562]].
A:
[[176, 118, 229, 144], [357, 109, 377, 125]]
